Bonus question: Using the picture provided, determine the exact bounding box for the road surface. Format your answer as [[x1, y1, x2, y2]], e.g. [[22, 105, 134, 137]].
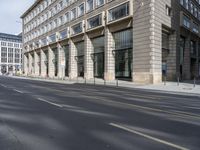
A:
[[0, 76, 199, 150]]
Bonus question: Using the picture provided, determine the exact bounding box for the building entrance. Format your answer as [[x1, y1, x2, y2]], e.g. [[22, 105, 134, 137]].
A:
[[115, 49, 132, 78]]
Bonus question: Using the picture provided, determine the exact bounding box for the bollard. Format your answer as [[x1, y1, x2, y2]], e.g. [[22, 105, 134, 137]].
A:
[[194, 77, 196, 88], [164, 76, 166, 86], [94, 78, 96, 85], [177, 76, 180, 86], [116, 79, 119, 87]]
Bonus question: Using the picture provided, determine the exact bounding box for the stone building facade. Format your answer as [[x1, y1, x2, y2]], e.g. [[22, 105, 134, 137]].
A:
[[21, 0, 200, 84]]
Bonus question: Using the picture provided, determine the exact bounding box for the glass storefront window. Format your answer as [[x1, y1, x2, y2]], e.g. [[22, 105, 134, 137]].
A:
[[63, 45, 69, 76], [52, 48, 58, 77], [92, 36, 105, 78], [113, 29, 133, 78], [75, 42, 84, 77], [44, 51, 48, 76]]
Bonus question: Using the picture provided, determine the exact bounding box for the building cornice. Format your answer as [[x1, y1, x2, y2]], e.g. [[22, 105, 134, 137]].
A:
[[21, 0, 42, 19]]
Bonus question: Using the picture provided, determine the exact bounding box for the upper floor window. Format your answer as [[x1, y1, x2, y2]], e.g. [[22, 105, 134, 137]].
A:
[[108, 2, 129, 22], [183, 14, 190, 28], [78, 3, 85, 17], [71, 8, 77, 20], [65, 12, 70, 22], [96, 0, 104, 7], [72, 22, 83, 35], [86, 0, 94, 12], [87, 14, 102, 29]]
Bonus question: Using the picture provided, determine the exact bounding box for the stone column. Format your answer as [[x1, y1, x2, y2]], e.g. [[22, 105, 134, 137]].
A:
[[183, 36, 191, 80], [69, 39, 77, 79], [23, 54, 28, 75], [104, 27, 115, 81], [57, 43, 65, 78], [28, 53, 33, 75], [40, 50, 47, 77], [48, 46, 54, 78], [84, 34, 93, 79], [34, 51, 39, 76]]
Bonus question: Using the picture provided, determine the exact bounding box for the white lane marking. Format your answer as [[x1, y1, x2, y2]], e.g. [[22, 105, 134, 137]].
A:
[[37, 98, 63, 108], [0, 84, 7, 88], [13, 89, 24, 94], [109, 123, 189, 150]]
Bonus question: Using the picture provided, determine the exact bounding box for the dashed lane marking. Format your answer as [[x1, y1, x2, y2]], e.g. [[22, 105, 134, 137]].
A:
[[37, 97, 63, 108], [13, 89, 24, 94]]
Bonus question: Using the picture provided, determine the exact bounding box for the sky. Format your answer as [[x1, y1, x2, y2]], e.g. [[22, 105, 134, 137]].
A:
[[0, 0, 35, 35]]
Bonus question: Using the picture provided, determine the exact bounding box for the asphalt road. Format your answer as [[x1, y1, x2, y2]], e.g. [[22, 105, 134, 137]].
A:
[[0, 76, 200, 150]]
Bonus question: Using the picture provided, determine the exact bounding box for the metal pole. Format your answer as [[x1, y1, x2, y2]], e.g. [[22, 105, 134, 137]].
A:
[[116, 79, 119, 87], [177, 76, 179, 86], [194, 77, 196, 88], [164, 76, 166, 86], [77, 77, 78, 83], [94, 77, 95, 85]]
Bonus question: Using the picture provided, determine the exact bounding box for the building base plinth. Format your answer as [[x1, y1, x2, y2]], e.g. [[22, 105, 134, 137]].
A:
[[132, 72, 162, 84], [104, 72, 115, 81]]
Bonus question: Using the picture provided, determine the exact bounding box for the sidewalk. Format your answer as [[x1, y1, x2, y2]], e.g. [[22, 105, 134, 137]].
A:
[[9, 75, 200, 96]]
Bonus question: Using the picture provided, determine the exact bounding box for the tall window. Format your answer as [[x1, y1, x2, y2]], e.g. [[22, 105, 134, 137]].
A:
[[15, 49, 20, 63], [1, 47, 7, 63]]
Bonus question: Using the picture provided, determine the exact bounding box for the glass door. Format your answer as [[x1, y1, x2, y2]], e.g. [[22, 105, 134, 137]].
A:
[[115, 49, 132, 78], [94, 52, 104, 78]]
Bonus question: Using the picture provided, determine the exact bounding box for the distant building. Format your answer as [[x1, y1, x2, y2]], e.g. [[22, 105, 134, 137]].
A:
[[0, 33, 22, 74]]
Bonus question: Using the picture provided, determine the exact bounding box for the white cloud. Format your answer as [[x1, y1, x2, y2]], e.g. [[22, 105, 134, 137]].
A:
[[0, 0, 35, 35]]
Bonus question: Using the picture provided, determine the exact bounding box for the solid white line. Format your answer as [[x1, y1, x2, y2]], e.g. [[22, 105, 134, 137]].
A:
[[109, 123, 189, 150], [37, 98, 63, 108], [82, 95, 200, 120], [13, 89, 24, 94]]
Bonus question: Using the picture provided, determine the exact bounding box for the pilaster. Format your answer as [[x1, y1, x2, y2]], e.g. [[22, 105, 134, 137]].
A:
[[69, 39, 77, 79], [104, 27, 115, 81], [84, 34, 93, 79]]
